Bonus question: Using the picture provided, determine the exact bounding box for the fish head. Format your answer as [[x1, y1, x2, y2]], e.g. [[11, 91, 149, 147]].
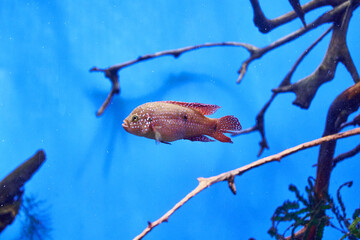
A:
[[122, 106, 152, 137]]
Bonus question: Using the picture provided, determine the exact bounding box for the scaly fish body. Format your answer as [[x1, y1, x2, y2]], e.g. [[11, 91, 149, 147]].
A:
[[122, 101, 242, 143]]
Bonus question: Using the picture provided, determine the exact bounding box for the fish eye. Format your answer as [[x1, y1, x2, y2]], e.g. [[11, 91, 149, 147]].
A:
[[131, 115, 139, 122]]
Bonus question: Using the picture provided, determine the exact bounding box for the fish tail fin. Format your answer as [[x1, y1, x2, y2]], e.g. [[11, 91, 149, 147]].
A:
[[213, 116, 242, 143], [218, 115, 242, 133]]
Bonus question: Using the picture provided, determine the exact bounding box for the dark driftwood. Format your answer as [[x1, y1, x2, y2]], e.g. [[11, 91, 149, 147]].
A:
[[0, 150, 46, 233], [306, 82, 360, 239]]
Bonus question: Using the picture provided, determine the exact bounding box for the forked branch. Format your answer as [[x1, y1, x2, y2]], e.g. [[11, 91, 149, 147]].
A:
[[273, 0, 360, 109], [233, 25, 333, 156], [238, 1, 351, 84], [133, 127, 360, 240], [340, 113, 360, 129], [90, 42, 256, 116], [250, 0, 330, 33]]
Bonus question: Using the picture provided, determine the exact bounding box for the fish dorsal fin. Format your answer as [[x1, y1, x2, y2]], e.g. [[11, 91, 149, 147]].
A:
[[163, 101, 221, 115]]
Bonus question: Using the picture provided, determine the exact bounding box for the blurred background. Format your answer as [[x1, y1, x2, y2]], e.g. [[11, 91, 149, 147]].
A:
[[0, 1, 359, 239]]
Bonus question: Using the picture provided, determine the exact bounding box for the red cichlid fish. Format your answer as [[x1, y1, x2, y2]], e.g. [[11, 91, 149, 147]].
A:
[[122, 101, 242, 144]]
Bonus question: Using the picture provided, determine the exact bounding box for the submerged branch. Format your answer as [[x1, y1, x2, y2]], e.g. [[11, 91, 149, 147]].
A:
[[90, 1, 352, 116], [133, 127, 360, 240], [273, 1, 359, 109], [0, 150, 46, 233], [237, 1, 351, 84], [0, 150, 46, 205], [90, 42, 255, 116], [250, 0, 330, 33], [233, 25, 333, 156], [90, 1, 356, 116]]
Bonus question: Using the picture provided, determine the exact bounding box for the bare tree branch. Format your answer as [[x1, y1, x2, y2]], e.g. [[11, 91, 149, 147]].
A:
[[273, 1, 360, 109], [250, 0, 340, 33], [133, 127, 360, 240], [90, 42, 255, 116], [90, 1, 354, 116], [237, 1, 353, 84], [233, 25, 333, 156]]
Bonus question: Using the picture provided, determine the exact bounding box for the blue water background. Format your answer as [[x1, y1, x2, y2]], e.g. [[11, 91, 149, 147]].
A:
[[1, 1, 359, 239]]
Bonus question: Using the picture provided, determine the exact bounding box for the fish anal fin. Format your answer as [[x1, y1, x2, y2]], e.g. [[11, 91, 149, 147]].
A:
[[185, 135, 215, 142], [212, 132, 233, 143], [163, 101, 220, 115]]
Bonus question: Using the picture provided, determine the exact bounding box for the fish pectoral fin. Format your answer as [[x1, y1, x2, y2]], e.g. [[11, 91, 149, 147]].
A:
[[154, 136, 171, 145], [185, 135, 215, 142], [154, 128, 161, 140], [151, 125, 168, 144]]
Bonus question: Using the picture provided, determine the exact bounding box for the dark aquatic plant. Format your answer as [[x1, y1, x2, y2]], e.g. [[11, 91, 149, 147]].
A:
[[17, 195, 52, 240], [269, 179, 360, 240]]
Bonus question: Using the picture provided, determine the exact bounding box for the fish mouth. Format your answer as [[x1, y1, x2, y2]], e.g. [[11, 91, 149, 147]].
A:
[[122, 120, 129, 129]]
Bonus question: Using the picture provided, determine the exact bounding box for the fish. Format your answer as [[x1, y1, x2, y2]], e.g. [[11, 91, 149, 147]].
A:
[[122, 101, 242, 143]]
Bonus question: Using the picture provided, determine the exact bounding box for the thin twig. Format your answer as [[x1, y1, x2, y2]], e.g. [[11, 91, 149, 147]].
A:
[[96, 85, 119, 117], [91, 42, 256, 73], [332, 144, 360, 168], [133, 127, 360, 240], [340, 113, 360, 129]]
